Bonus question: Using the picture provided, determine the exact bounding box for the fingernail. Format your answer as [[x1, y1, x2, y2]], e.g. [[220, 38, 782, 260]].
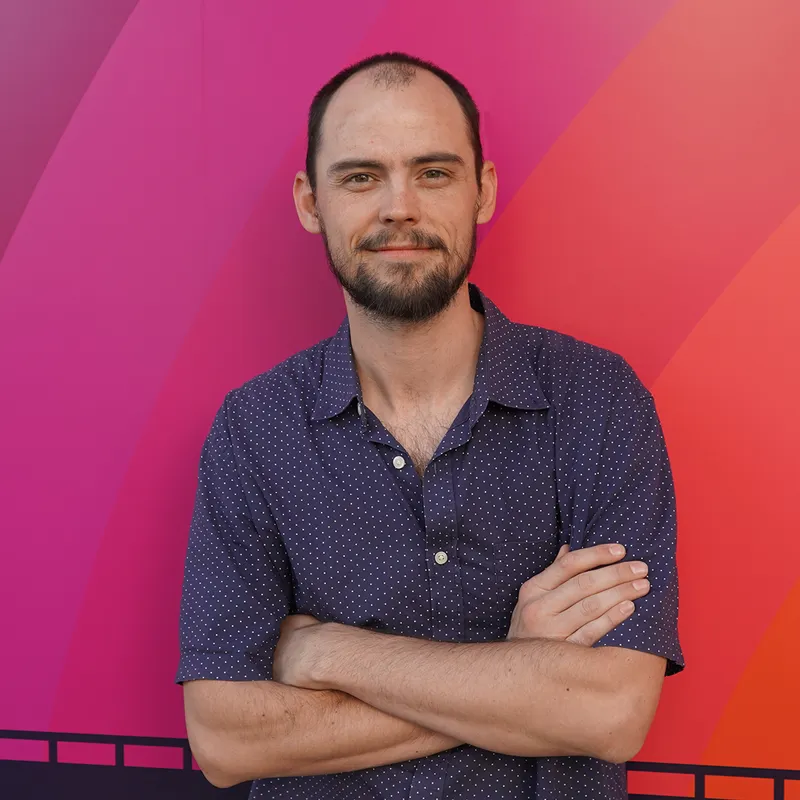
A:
[[631, 562, 648, 575], [621, 601, 635, 614], [610, 544, 625, 556], [633, 579, 650, 591]]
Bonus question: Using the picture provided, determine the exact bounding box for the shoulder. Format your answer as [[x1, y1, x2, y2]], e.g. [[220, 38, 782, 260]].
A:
[[519, 323, 650, 409], [218, 337, 330, 439]]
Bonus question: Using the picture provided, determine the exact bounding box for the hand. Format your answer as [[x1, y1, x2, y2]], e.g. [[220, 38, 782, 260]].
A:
[[507, 544, 650, 645], [272, 613, 333, 690]]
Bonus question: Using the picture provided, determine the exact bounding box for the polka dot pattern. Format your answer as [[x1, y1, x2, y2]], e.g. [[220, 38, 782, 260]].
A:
[[176, 282, 684, 799]]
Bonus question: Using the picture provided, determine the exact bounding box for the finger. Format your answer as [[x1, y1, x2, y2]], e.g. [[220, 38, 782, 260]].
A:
[[543, 559, 649, 614], [557, 578, 650, 634], [555, 544, 570, 560], [566, 600, 637, 646], [522, 543, 628, 593]]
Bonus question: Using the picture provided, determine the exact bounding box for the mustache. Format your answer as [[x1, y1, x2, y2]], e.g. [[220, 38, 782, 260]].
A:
[[355, 229, 447, 251]]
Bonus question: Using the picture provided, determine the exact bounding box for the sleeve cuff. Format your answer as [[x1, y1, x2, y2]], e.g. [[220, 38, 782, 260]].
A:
[[174, 650, 273, 684], [593, 638, 685, 677]]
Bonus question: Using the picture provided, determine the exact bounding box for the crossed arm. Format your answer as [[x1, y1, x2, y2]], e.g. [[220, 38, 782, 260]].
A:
[[184, 545, 667, 788]]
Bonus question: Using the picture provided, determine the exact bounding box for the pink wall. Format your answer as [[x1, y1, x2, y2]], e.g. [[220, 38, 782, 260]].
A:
[[1, 1, 799, 797]]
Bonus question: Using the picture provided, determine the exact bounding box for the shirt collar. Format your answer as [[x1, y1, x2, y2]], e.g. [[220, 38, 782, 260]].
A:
[[311, 282, 550, 423]]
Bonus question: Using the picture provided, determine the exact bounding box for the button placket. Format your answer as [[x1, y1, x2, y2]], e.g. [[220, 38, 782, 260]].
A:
[[423, 451, 465, 642]]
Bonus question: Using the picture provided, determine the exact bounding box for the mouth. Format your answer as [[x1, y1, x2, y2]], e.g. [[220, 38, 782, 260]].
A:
[[368, 247, 433, 256]]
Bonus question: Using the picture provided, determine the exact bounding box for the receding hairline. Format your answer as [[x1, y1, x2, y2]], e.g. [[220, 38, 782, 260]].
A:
[[306, 53, 484, 189], [319, 62, 471, 149], [329, 61, 451, 106], [367, 60, 418, 89]]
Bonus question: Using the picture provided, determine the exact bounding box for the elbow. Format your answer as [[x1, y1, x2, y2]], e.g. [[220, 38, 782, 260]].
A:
[[593, 696, 653, 765], [597, 731, 645, 765], [187, 714, 261, 788], [184, 682, 268, 787], [190, 722, 286, 786], [201, 752, 244, 790], [203, 767, 239, 790], [194, 744, 255, 789], [188, 729, 241, 789]]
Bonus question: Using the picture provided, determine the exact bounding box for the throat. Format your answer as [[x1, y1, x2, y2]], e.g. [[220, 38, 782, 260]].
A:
[[379, 406, 461, 478]]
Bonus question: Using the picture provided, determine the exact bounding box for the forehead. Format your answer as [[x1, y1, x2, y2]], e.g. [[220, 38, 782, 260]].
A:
[[318, 68, 472, 164]]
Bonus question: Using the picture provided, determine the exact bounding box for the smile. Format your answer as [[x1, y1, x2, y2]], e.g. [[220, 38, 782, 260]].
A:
[[369, 248, 432, 256]]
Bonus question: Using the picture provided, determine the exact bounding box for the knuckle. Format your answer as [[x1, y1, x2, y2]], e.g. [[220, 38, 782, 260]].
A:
[[593, 543, 617, 562], [576, 571, 595, 592], [560, 551, 580, 572], [612, 580, 630, 596], [580, 595, 600, 617], [517, 579, 538, 603], [596, 624, 612, 644], [568, 630, 588, 646], [618, 584, 637, 602], [520, 603, 541, 628], [617, 563, 633, 582]]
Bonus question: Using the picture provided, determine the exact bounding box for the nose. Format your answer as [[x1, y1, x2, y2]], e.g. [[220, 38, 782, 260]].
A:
[[378, 178, 421, 226]]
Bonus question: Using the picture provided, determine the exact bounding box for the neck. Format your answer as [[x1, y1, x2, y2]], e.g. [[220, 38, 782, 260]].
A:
[[346, 283, 484, 415]]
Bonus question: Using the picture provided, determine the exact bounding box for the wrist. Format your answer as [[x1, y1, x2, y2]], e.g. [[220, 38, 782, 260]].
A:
[[308, 622, 367, 690]]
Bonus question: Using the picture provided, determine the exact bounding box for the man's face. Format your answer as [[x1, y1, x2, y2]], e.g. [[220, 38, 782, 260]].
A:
[[310, 69, 489, 323]]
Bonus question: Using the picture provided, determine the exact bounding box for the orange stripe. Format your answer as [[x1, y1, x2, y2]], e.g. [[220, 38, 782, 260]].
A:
[[475, 0, 800, 387], [643, 201, 800, 763]]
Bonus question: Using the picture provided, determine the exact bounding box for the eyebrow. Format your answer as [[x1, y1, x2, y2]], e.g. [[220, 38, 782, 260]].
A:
[[326, 152, 467, 177]]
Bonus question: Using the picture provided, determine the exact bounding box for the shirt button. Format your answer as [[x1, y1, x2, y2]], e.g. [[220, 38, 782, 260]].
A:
[[357, 402, 363, 416], [434, 551, 448, 565], [392, 455, 406, 469]]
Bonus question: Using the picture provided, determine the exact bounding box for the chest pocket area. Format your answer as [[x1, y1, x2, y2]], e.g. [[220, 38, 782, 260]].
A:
[[484, 537, 559, 630], [486, 481, 563, 625], [492, 538, 562, 593]]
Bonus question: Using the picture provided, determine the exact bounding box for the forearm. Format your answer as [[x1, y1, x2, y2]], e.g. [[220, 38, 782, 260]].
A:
[[185, 678, 461, 787], [313, 629, 636, 762]]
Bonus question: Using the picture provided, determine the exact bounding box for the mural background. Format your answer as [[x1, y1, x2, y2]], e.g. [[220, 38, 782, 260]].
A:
[[1, 1, 798, 797]]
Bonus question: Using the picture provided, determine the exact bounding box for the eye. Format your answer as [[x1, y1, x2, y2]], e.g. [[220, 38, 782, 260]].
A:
[[422, 169, 447, 179], [344, 173, 374, 184]]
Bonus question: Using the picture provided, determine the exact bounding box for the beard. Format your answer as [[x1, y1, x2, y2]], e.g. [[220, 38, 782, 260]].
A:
[[320, 216, 478, 324]]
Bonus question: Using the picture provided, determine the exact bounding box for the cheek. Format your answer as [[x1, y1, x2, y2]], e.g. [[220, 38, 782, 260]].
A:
[[321, 201, 372, 250], [442, 218, 473, 252], [424, 196, 475, 239]]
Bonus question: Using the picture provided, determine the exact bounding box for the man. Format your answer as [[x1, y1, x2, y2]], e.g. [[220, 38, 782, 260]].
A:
[[175, 52, 683, 799]]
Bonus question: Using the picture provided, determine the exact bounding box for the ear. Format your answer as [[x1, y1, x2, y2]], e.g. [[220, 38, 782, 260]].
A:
[[293, 171, 321, 234], [476, 160, 498, 225]]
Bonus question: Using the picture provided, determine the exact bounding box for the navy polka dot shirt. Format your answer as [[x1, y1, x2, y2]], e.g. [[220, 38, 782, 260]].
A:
[[176, 283, 684, 799]]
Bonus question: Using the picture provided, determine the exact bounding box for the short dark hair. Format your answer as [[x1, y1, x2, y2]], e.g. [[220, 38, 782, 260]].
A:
[[305, 52, 483, 191]]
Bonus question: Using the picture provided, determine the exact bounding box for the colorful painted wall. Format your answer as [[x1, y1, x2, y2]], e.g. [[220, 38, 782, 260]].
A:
[[1, 1, 798, 798]]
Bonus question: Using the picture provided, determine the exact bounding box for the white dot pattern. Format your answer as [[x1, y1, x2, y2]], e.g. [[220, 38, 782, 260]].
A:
[[176, 283, 684, 799]]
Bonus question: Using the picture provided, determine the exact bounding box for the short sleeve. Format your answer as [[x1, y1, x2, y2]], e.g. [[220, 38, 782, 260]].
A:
[[175, 393, 292, 684], [571, 364, 684, 676]]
